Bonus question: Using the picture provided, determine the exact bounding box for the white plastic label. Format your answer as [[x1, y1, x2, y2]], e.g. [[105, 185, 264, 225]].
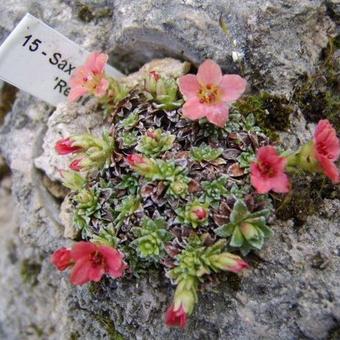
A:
[[0, 13, 123, 106]]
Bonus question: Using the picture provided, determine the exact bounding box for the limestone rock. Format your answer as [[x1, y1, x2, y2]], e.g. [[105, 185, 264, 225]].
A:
[[0, 1, 339, 339]]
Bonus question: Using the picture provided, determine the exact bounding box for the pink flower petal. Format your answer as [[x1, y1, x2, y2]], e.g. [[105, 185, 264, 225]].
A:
[[92, 52, 108, 74], [270, 173, 290, 193], [88, 265, 105, 282], [182, 97, 207, 120], [68, 86, 87, 102], [318, 155, 339, 183], [94, 78, 109, 97], [205, 104, 229, 127], [70, 258, 91, 285], [178, 74, 200, 99], [197, 59, 222, 85], [99, 246, 122, 270], [71, 241, 97, 260], [250, 163, 273, 194], [220, 75, 247, 103]]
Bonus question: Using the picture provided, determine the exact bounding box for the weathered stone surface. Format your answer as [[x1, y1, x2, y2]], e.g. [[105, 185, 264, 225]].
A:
[[0, 1, 339, 339]]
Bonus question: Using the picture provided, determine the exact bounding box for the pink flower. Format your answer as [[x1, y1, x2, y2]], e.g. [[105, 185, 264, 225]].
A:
[[69, 241, 127, 285], [210, 252, 249, 273], [55, 137, 82, 155], [68, 52, 109, 102], [126, 154, 146, 167], [51, 247, 73, 271], [250, 146, 290, 194], [178, 59, 247, 127], [313, 119, 340, 183], [165, 304, 188, 329], [69, 159, 83, 172]]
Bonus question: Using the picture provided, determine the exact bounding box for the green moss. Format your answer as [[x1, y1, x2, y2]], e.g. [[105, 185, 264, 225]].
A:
[[88, 281, 102, 297], [274, 175, 340, 226], [77, 4, 113, 23], [234, 92, 292, 141], [94, 313, 124, 340], [27, 324, 44, 337], [0, 82, 17, 124], [225, 273, 242, 291], [328, 326, 340, 340], [20, 259, 41, 286], [293, 36, 340, 130], [70, 332, 80, 340]]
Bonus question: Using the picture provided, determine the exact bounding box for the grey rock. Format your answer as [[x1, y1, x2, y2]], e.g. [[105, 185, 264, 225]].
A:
[[0, 0, 339, 340]]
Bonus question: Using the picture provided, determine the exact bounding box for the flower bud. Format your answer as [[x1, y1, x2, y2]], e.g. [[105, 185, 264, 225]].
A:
[[209, 252, 249, 273], [55, 137, 82, 155], [61, 171, 86, 191], [126, 154, 158, 178], [69, 159, 83, 172]]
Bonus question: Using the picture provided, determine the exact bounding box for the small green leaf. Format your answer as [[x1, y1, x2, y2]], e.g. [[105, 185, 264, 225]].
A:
[[230, 228, 244, 247], [230, 200, 249, 224]]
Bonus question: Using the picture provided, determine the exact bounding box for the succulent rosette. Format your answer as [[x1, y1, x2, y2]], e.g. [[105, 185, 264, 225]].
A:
[[51, 52, 339, 329]]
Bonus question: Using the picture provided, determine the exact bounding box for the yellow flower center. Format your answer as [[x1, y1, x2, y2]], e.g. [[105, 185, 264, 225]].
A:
[[198, 84, 221, 105], [84, 73, 102, 92]]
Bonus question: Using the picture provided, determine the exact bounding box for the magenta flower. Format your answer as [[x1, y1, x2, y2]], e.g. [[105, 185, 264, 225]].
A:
[[250, 146, 290, 194], [69, 241, 127, 285], [313, 119, 340, 183], [51, 247, 73, 271], [68, 52, 109, 102], [178, 59, 247, 127], [165, 304, 188, 329], [55, 137, 82, 155]]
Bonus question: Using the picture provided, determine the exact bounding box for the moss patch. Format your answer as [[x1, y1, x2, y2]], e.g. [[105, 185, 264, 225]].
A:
[[273, 174, 340, 226], [0, 82, 17, 124], [234, 92, 293, 141], [293, 36, 340, 130], [94, 312, 124, 340], [20, 259, 41, 286], [76, 3, 113, 23]]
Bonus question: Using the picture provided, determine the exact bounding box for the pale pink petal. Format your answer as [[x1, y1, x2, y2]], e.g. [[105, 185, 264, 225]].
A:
[[84, 52, 99, 69], [93, 53, 108, 74], [220, 75, 247, 103], [205, 104, 229, 127], [71, 241, 96, 260], [270, 173, 290, 193], [68, 86, 87, 102], [178, 74, 200, 99], [94, 78, 109, 97], [182, 97, 207, 120], [70, 258, 91, 285], [318, 155, 339, 183], [197, 59, 222, 85]]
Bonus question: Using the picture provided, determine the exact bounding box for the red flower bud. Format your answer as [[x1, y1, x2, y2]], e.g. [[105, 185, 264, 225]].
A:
[[165, 304, 188, 329], [69, 159, 82, 171], [146, 130, 157, 139], [126, 154, 146, 167], [193, 207, 207, 220], [51, 247, 73, 271], [55, 138, 82, 155]]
